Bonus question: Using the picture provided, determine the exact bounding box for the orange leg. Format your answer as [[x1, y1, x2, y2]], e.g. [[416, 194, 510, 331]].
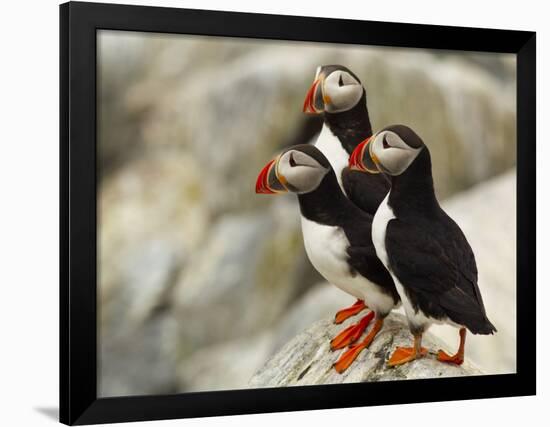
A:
[[437, 327, 466, 365], [387, 333, 428, 367], [333, 318, 384, 373], [330, 311, 374, 350], [334, 299, 367, 324]]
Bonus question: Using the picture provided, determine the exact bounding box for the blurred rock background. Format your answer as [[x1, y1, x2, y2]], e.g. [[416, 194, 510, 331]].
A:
[[97, 30, 516, 397]]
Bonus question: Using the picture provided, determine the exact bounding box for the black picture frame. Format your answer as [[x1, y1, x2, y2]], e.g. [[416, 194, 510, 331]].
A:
[[60, 1, 536, 425]]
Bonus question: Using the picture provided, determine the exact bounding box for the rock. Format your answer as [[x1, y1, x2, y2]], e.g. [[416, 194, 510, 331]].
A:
[[97, 152, 203, 397], [175, 283, 352, 392], [97, 32, 153, 175], [98, 151, 206, 305], [99, 31, 516, 211], [269, 282, 355, 355], [175, 283, 367, 392], [178, 331, 275, 392], [249, 313, 481, 388], [172, 209, 316, 355], [99, 309, 180, 397]]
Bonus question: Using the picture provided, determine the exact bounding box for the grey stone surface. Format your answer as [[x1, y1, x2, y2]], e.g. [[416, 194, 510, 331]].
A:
[[178, 331, 275, 392], [249, 313, 481, 388], [172, 211, 312, 353]]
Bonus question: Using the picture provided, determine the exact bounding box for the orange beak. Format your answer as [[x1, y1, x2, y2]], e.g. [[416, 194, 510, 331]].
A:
[[349, 137, 370, 172], [255, 159, 277, 194], [303, 79, 322, 114], [349, 136, 380, 174]]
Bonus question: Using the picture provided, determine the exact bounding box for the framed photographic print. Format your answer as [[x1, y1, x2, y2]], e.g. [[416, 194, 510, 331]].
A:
[[60, 1, 536, 424]]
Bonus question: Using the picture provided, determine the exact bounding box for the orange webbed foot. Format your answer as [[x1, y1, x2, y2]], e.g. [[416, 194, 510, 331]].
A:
[[387, 346, 428, 367], [437, 350, 464, 365], [333, 342, 367, 373], [333, 319, 384, 373], [330, 311, 374, 350], [334, 299, 367, 324], [437, 328, 466, 365]]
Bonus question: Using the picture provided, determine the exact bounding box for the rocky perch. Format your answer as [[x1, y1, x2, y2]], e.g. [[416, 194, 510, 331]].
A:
[[249, 313, 481, 387]]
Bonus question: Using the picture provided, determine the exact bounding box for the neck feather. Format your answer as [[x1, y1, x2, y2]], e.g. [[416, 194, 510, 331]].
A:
[[297, 171, 355, 226], [324, 91, 372, 155], [389, 148, 439, 217]]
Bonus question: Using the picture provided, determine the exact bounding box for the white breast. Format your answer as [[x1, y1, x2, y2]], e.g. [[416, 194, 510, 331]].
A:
[[304, 124, 395, 314], [371, 193, 394, 268], [372, 193, 452, 331], [313, 124, 348, 191], [301, 216, 395, 314]]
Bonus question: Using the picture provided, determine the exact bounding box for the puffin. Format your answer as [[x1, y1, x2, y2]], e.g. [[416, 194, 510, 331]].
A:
[[302, 65, 391, 340], [256, 144, 399, 373], [349, 124, 497, 366], [303, 64, 390, 212]]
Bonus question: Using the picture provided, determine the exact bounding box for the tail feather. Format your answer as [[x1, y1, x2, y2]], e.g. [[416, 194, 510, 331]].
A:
[[470, 316, 497, 335]]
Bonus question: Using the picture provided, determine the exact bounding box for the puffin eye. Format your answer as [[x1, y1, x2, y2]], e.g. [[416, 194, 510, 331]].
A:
[[338, 74, 344, 87], [382, 135, 391, 149], [289, 153, 298, 167]]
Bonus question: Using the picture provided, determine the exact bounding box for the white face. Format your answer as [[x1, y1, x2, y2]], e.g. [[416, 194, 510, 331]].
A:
[[277, 150, 329, 194], [314, 65, 322, 80], [370, 130, 423, 176], [323, 70, 363, 113]]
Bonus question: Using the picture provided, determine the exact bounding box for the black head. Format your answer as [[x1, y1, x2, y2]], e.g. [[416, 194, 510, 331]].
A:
[[350, 125, 426, 176], [303, 64, 365, 115], [255, 144, 331, 195]]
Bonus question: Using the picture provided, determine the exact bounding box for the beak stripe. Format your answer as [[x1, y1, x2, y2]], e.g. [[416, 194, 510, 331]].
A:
[[255, 159, 277, 194], [349, 136, 381, 174], [274, 155, 290, 192], [303, 79, 321, 114]]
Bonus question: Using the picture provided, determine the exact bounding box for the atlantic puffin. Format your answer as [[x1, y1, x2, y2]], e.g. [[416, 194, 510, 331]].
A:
[[302, 65, 391, 335], [303, 64, 390, 212], [349, 125, 497, 366], [256, 144, 399, 372]]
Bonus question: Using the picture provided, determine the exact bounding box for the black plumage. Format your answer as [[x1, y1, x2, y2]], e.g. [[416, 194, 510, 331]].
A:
[[295, 145, 399, 307], [383, 134, 496, 335], [321, 75, 391, 215], [324, 90, 373, 153], [342, 168, 391, 216]]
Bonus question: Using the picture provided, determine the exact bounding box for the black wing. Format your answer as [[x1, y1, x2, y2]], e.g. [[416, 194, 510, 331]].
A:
[[385, 218, 496, 334], [341, 167, 390, 215], [346, 244, 399, 305]]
